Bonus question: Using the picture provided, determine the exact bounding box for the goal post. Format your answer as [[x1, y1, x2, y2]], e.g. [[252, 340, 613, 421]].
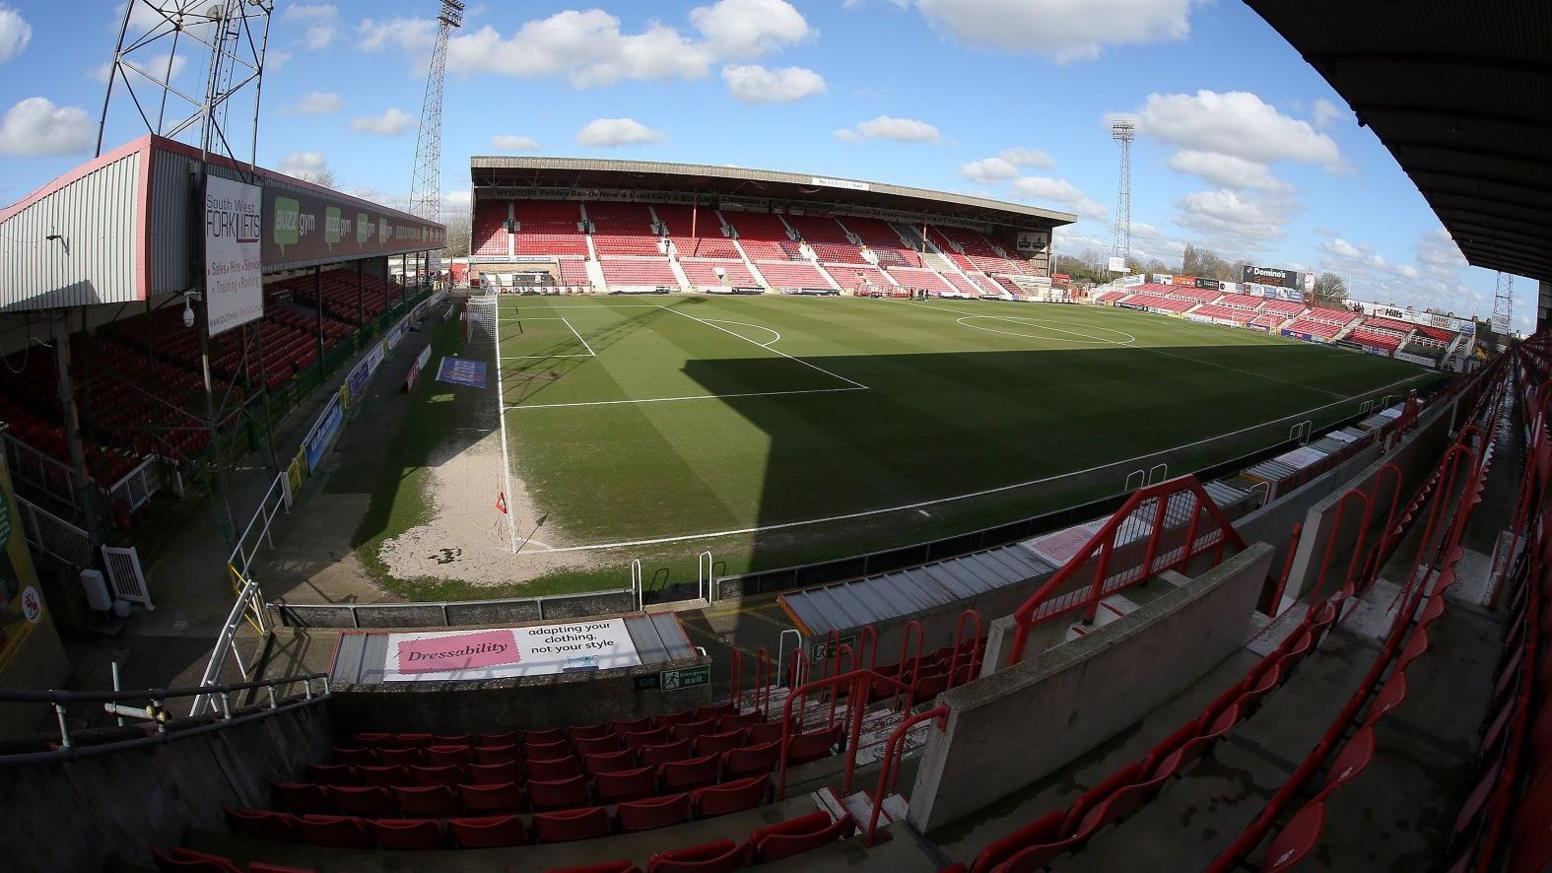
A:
[[465, 294, 499, 348]]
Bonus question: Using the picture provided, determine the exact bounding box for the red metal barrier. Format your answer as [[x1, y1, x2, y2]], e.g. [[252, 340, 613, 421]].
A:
[[947, 609, 984, 687], [1265, 521, 1302, 616], [894, 620, 924, 711], [776, 667, 908, 801], [754, 647, 772, 719], [1310, 488, 1371, 604], [1006, 475, 1247, 665], [865, 704, 950, 846]]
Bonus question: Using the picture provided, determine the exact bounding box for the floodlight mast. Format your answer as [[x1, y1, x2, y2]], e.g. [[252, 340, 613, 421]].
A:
[[1110, 120, 1136, 271], [409, 1, 464, 223]]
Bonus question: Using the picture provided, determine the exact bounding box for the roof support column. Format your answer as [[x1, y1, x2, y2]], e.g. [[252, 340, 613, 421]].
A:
[[313, 265, 325, 378], [51, 316, 103, 546]]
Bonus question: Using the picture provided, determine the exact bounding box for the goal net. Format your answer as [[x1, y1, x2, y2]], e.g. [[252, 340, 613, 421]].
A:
[[465, 295, 498, 348]]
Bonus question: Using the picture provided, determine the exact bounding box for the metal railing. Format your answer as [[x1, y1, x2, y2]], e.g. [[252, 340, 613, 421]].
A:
[[229, 471, 290, 578], [189, 572, 270, 716], [14, 493, 92, 567], [107, 455, 164, 512], [0, 670, 328, 767], [274, 580, 641, 629], [3, 432, 79, 511]]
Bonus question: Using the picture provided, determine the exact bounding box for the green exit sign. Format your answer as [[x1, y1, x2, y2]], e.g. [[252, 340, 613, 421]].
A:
[[659, 664, 710, 691]]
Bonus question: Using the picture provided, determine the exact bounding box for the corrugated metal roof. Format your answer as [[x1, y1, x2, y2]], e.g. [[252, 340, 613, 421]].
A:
[[470, 155, 1076, 229], [1245, 0, 1552, 284]]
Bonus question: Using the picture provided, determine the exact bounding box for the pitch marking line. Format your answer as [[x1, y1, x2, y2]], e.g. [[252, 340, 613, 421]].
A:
[[702, 319, 782, 347], [956, 314, 1136, 345], [657, 305, 869, 390], [518, 371, 1428, 555], [499, 316, 597, 359], [505, 385, 867, 411], [490, 307, 521, 554]]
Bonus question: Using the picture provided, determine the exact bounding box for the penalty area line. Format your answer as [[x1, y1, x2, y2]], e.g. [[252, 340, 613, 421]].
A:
[[657, 305, 868, 390], [506, 385, 867, 411]]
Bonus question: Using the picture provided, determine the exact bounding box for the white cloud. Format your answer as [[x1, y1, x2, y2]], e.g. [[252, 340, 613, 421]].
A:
[[1011, 176, 1105, 218], [576, 117, 666, 148], [960, 146, 1055, 181], [1117, 90, 1345, 171], [277, 151, 330, 182], [0, 4, 31, 63], [1168, 150, 1290, 192], [427, 1, 811, 89], [282, 4, 338, 50], [90, 53, 187, 85], [491, 134, 540, 150], [1312, 98, 1342, 128], [291, 91, 342, 115], [690, 0, 812, 58], [1175, 188, 1292, 243], [351, 107, 416, 136], [358, 17, 439, 55], [917, 0, 1198, 63], [721, 64, 826, 103], [1314, 228, 1491, 319], [960, 157, 1020, 182], [0, 97, 96, 156], [835, 115, 942, 143]]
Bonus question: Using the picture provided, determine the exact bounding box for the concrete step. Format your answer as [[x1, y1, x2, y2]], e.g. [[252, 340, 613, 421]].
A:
[[1062, 592, 1140, 643]]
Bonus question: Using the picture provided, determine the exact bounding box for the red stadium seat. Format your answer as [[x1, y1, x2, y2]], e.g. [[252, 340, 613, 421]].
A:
[[655, 709, 697, 728], [223, 807, 299, 843], [1138, 717, 1200, 777], [460, 780, 524, 814], [1261, 801, 1326, 872], [449, 814, 529, 848], [617, 792, 693, 832], [571, 722, 615, 741], [613, 717, 653, 735], [528, 756, 582, 781], [356, 765, 407, 787], [472, 744, 520, 765], [298, 814, 372, 848], [372, 818, 447, 850], [526, 739, 572, 761], [641, 738, 693, 766], [524, 728, 567, 744], [1364, 673, 1408, 725], [647, 838, 743, 873], [528, 774, 591, 811], [411, 764, 463, 787], [248, 863, 319, 873], [331, 785, 394, 817], [150, 846, 243, 873], [596, 765, 659, 805], [574, 734, 624, 756], [437, 734, 472, 745], [717, 712, 760, 733], [785, 726, 842, 765], [533, 806, 612, 843], [970, 811, 1066, 873], [1237, 663, 1283, 719], [661, 753, 721, 791], [1060, 763, 1140, 834], [692, 774, 769, 817], [375, 746, 421, 767], [694, 730, 746, 757], [468, 761, 523, 785], [330, 746, 375, 765], [425, 745, 473, 767], [546, 863, 641, 873], [353, 731, 392, 745], [746, 811, 853, 864], [624, 727, 671, 750], [722, 741, 780, 779], [585, 748, 639, 776], [477, 731, 518, 746], [396, 732, 435, 748], [695, 703, 737, 721], [393, 784, 458, 816], [745, 722, 785, 745], [671, 718, 718, 742], [271, 782, 331, 814], [1315, 727, 1375, 800]]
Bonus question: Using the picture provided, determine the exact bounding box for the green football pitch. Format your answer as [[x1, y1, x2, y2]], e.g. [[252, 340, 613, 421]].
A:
[[467, 294, 1437, 587]]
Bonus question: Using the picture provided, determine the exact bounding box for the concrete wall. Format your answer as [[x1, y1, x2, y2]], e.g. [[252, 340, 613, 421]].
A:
[[1281, 399, 1459, 602], [329, 655, 714, 735], [907, 544, 1273, 833], [0, 701, 332, 872]]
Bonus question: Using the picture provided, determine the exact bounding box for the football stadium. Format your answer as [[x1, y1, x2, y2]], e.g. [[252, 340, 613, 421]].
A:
[[0, 2, 1549, 872]]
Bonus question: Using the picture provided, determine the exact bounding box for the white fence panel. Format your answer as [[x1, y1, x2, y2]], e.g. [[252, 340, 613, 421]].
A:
[[102, 545, 153, 609], [16, 495, 93, 567]]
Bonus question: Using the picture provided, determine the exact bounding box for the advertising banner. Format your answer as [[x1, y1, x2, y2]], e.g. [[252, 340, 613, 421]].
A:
[[1394, 351, 1438, 368], [1016, 231, 1050, 254], [343, 341, 386, 405], [265, 185, 445, 267], [204, 175, 265, 336], [304, 392, 344, 473], [381, 620, 643, 682], [0, 450, 45, 675], [1171, 275, 1197, 287], [405, 345, 432, 392], [1242, 265, 1301, 289], [436, 357, 489, 389], [1195, 278, 1223, 290]]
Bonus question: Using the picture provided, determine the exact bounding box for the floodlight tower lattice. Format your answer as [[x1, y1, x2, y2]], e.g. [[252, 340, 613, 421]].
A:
[[97, 0, 275, 170], [1493, 271, 1514, 336], [409, 1, 463, 223], [1110, 120, 1136, 270]]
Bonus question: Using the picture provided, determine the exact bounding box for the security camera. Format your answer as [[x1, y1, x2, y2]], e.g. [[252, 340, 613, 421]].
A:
[[183, 297, 196, 328]]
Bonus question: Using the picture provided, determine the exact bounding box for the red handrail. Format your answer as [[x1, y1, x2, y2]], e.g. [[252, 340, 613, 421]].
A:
[[727, 648, 743, 712], [754, 647, 772, 719], [1359, 463, 1404, 594], [776, 667, 909, 801], [947, 609, 983, 688], [893, 620, 924, 712], [1007, 475, 1247, 665], [865, 704, 950, 845], [1310, 488, 1371, 604], [1265, 521, 1301, 615], [857, 624, 880, 670]]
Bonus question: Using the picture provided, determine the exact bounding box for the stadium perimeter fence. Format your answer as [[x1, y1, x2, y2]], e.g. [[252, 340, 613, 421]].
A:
[[269, 373, 1454, 627]]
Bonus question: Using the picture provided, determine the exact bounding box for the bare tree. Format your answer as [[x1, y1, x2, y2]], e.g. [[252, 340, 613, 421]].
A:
[[1310, 272, 1349, 307]]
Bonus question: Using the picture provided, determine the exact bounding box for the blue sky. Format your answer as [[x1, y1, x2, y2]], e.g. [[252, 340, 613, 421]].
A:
[[0, 0, 1531, 329]]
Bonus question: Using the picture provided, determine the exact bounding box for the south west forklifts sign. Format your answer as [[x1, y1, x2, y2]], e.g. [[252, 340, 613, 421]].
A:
[[204, 175, 265, 336], [380, 620, 643, 682]]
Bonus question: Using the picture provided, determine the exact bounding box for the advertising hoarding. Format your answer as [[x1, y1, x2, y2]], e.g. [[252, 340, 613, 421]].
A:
[[204, 175, 265, 336], [1242, 265, 1302, 289], [381, 620, 643, 681]]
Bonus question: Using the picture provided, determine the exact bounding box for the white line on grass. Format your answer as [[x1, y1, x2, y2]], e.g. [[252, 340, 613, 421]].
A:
[[520, 370, 1428, 554], [491, 306, 520, 554], [703, 319, 782, 347], [562, 317, 597, 356], [657, 305, 869, 389], [507, 385, 866, 411]]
